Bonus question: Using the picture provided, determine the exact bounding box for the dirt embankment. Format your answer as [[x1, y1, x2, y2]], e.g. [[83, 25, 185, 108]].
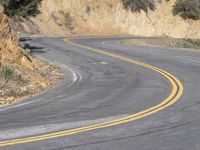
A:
[[15, 0, 200, 38], [0, 6, 62, 107]]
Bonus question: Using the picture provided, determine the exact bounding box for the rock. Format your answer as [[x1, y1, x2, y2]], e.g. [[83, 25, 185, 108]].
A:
[[0, 6, 30, 65], [21, 0, 200, 38]]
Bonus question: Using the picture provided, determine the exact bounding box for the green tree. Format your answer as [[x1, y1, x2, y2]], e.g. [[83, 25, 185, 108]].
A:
[[122, 0, 156, 13], [0, 0, 42, 17], [173, 0, 200, 20]]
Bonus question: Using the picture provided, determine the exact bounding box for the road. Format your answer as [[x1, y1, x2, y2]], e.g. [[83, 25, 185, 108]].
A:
[[0, 37, 199, 150]]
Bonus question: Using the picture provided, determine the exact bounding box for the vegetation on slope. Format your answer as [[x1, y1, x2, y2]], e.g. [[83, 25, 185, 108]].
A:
[[0, 0, 41, 17], [122, 0, 200, 20], [0, 6, 63, 107], [176, 39, 200, 48], [173, 0, 200, 20], [121, 38, 200, 50], [122, 0, 158, 12]]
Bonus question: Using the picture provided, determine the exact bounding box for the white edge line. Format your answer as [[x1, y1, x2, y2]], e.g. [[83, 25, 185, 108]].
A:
[[0, 63, 80, 111]]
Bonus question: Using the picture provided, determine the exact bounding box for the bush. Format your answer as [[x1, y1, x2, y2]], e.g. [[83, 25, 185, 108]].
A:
[[177, 39, 200, 49], [22, 48, 31, 57], [16, 74, 27, 85], [0, 0, 42, 18], [122, 0, 158, 13], [0, 65, 14, 81], [173, 0, 200, 20], [63, 11, 74, 30], [0, 65, 27, 84]]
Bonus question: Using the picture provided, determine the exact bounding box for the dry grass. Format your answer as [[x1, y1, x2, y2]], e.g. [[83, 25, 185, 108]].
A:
[[0, 58, 63, 107], [121, 38, 200, 50]]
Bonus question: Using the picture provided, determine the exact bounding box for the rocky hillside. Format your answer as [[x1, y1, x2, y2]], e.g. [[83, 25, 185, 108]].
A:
[[0, 6, 28, 65], [18, 0, 200, 38], [0, 6, 62, 106]]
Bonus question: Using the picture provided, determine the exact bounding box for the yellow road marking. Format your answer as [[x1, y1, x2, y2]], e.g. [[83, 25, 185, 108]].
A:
[[0, 38, 183, 147]]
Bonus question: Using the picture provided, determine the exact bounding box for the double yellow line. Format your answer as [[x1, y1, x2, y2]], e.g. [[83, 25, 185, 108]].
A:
[[0, 38, 183, 147]]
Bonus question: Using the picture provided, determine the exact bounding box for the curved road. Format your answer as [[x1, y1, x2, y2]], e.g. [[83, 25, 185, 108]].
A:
[[0, 37, 199, 150]]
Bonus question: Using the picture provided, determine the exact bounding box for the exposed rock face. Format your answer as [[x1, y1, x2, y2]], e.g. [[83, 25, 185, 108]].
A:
[[30, 0, 123, 36], [23, 0, 200, 38], [0, 6, 25, 65]]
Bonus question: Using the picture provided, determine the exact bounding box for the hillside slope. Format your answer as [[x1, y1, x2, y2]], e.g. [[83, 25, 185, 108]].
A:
[[0, 6, 62, 106], [20, 0, 200, 38], [0, 6, 27, 65]]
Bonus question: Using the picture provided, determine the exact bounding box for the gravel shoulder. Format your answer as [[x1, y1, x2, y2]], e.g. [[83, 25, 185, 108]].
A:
[[120, 37, 200, 50]]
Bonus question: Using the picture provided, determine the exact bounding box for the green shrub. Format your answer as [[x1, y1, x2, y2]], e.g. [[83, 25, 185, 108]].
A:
[[173, 0, 200, 20], [0, 65, 28, 85], [177, 39, 200, 49], [0, 0, 42, 18], [16, 74, 27, 85], [22, 48, 31, 57], [0, 65, 14, 81], [63, 11, 74, 30], [122, 0, 161, 13]]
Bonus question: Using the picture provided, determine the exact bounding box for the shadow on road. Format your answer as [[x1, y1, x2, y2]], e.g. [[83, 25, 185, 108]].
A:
[[20, 38, 47, 54]]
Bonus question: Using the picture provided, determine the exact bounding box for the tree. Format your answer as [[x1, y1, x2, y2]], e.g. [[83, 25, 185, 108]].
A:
[[122, 0, 156, 13], [0, 0, 42, 18], [173, 0, 200, 20]]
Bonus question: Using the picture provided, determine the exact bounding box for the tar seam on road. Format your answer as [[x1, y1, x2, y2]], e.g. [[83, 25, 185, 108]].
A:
[[0, 38, 184, 147]]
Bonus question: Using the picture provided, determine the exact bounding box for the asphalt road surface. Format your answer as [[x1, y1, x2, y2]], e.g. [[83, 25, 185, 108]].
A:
[[0, 37, 200, 150]]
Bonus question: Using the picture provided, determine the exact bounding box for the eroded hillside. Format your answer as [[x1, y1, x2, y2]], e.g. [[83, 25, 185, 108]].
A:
[[0, 6, 62, 106], [19, 0, 200, 38], [0, 6, 27, 65]]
